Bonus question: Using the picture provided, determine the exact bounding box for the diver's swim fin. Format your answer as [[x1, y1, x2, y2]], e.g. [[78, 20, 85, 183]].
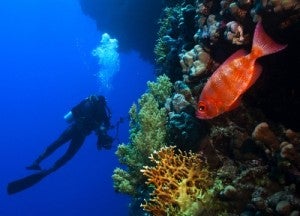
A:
[[7, 170, 49, 195]]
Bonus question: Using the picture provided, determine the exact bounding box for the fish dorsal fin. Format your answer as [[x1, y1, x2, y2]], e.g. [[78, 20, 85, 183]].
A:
[[222, 49, 247, 66]]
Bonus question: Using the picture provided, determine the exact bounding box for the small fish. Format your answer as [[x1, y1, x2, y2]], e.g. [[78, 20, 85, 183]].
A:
[[196, 21, 287, 119]]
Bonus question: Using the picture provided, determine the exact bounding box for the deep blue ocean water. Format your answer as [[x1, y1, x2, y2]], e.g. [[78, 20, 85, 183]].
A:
[[0, 0, 154, 215]]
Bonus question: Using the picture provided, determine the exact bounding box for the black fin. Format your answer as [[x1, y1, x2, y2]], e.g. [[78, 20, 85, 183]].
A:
[[7, 171, 49, 195]]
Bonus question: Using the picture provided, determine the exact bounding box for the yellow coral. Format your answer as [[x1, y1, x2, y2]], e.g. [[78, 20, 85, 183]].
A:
[[141, 146, 213, 216]]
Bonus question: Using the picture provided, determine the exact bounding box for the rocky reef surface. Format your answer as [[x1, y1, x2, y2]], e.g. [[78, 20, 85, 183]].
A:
[[79, 0, 163, 61], [112, 0, 300, 215]]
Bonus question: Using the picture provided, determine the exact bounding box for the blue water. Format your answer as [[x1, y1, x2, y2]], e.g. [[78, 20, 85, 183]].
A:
[[0, 0, 155, 215]]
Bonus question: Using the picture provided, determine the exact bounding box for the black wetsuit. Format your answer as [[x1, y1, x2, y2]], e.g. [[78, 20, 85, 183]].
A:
[[34, 95, 110, 173], [7, 95, 112, 195]]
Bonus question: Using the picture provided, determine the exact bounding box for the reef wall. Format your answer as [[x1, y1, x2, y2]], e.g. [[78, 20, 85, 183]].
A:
[[112, 0, 300, 215], [155, 0, 300, 129], [79, 0, 164, 61]]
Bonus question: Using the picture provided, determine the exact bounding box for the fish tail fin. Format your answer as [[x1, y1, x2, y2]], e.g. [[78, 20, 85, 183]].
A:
[[251, 21, 287, 58]]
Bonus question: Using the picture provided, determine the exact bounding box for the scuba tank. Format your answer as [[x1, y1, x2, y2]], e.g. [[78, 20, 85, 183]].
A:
[[63, 111, 74, 123]]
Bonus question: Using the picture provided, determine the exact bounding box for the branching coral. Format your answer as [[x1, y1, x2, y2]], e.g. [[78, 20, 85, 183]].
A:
[[147, 74, 173, 105], [112, 168, 136, 195], [141, 146, 219, 216], [251, 123, 300, 187], [112, 75, 173, 195], [252, 122, 280, 153]]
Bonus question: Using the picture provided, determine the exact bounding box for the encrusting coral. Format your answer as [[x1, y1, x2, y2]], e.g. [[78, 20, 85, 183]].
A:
[[224, 21, 247, 45], [140, 146, 221, 216], [112, 75, 173, 196], [154, 6, 181, 66], [179, 45, 212, 82], [155, 0, 299, 120]]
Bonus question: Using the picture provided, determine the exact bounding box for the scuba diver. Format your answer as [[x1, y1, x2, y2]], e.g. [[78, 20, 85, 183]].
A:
[[7, 95, 114, 195]]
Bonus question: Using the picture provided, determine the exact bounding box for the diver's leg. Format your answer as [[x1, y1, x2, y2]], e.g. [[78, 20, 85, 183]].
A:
[[26, 126, 74, 170], [47, 133, 86, 173]]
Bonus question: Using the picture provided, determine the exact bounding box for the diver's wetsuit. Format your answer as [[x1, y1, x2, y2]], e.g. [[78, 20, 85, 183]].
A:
[[29, 95, 111, 173], [7, 95, 112, 195]]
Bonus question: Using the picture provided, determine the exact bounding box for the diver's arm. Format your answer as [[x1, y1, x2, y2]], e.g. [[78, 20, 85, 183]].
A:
[[70, 98, 89, 120], [94, 123, 110, 150]]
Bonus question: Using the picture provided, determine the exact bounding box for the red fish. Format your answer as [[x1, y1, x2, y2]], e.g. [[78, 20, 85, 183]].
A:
[[196, 21, 287, 119]]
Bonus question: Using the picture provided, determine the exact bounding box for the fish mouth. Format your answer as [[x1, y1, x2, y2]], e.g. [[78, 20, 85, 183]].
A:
[[196, 110, 215, 119], [196, 111, 208, 119]]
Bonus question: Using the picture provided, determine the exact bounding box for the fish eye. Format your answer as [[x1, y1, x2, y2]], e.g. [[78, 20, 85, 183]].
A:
[[198, 102, 206, 111], [199, 105, 205, 111]]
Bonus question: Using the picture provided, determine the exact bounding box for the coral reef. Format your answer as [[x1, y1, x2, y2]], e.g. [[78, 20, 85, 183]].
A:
[[113, 0, 300, 215], [155, 0, 299, 128], [112, 167, 135, 195], [147, 74, 173, 106], [167, 111, 208, 152], [154, 6, 181, 65], [224, 21, 247, 45], [179, 45, 213, 83], [112, 75, 172, 196], [250, 184, 300, 215], [252, 123, 300, 177], [140, 146, 221, 216], [193, 121, 300, 215], [252, 122, 280, 153], [154, 5, 184, 81]]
